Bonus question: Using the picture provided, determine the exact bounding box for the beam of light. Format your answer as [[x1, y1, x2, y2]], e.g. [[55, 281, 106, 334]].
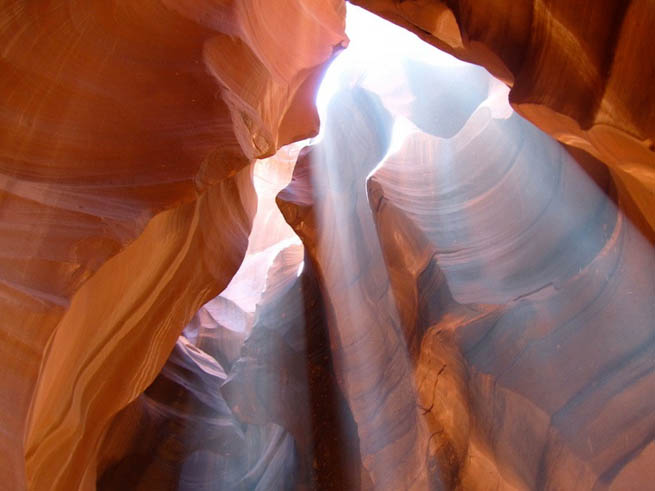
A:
[[161, 2, 653, 489], [308, 3, 654, 490], [306, 5, 470, 487]]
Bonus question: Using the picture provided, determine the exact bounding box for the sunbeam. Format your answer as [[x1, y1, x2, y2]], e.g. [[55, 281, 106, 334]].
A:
[[98, 4, 654, 490], [280, 3, 654, 489], [4, 1, 654, 490]]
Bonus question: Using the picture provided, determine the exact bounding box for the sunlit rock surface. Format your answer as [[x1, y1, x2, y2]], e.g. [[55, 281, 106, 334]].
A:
[[1, 1, 654, 490], [274, 13, 652, 487], [0, 1, 345, 489], [353, 0, 655, 232], [279, 88, 434, 489], [98, 336, 301, 491], [369, 88, 654, 489], [99, 228, 364, 490]]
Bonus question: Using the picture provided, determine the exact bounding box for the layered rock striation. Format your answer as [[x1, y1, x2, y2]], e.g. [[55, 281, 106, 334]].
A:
[[353, 0, 655, 232], [276, 53, 654, 489], [369, 91, 654, 489], [1, 1, 654, 490], [0, 1, 346, 489]]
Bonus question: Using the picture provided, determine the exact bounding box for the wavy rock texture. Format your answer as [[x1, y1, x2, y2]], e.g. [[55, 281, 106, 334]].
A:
[[2, 1, 655, 490], [366, 63, 655, 488], [371, 128, 654, 491], [96, 145, 365, 490], [274, 48, 653, 488], [98, 336, 302, 491], [352, 0, 655, 232], [98, 235, 364, 490], [24, 166, 258, 491], [278, 88, 435, 490], [0, 1, 346, 490]]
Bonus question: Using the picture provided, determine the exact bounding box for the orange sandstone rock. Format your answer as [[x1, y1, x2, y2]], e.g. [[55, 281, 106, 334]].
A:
[[0, 1, 346, 489]]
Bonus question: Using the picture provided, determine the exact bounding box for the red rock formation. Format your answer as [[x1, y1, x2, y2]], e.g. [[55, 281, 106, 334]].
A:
[[353, 0, 655, 232], [18, 166, 257, 491], [276, 45, 653, 488], [369, 96, 654, 488], [0, 1, 346, 489], [278, 88, 436, 489], [1, 1, 654, 490], [98, 238, 364, 490]]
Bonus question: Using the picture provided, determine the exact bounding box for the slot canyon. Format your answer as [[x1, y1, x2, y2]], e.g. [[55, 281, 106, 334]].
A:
[[0, 1, 653, 490]]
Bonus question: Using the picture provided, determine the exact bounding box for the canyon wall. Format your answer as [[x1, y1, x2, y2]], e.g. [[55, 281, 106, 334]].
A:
[[353, 0, 655, 232], [274, 62, 653, 488], [0, 1, 346, 489], [368, 90, 654, 489], [0, 1, 653, 490]]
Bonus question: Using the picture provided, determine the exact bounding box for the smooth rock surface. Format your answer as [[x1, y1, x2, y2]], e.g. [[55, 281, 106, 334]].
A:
[[0, 1, 346, 489], [353, 0, 655, 232], [1, 2, 654, 490]]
